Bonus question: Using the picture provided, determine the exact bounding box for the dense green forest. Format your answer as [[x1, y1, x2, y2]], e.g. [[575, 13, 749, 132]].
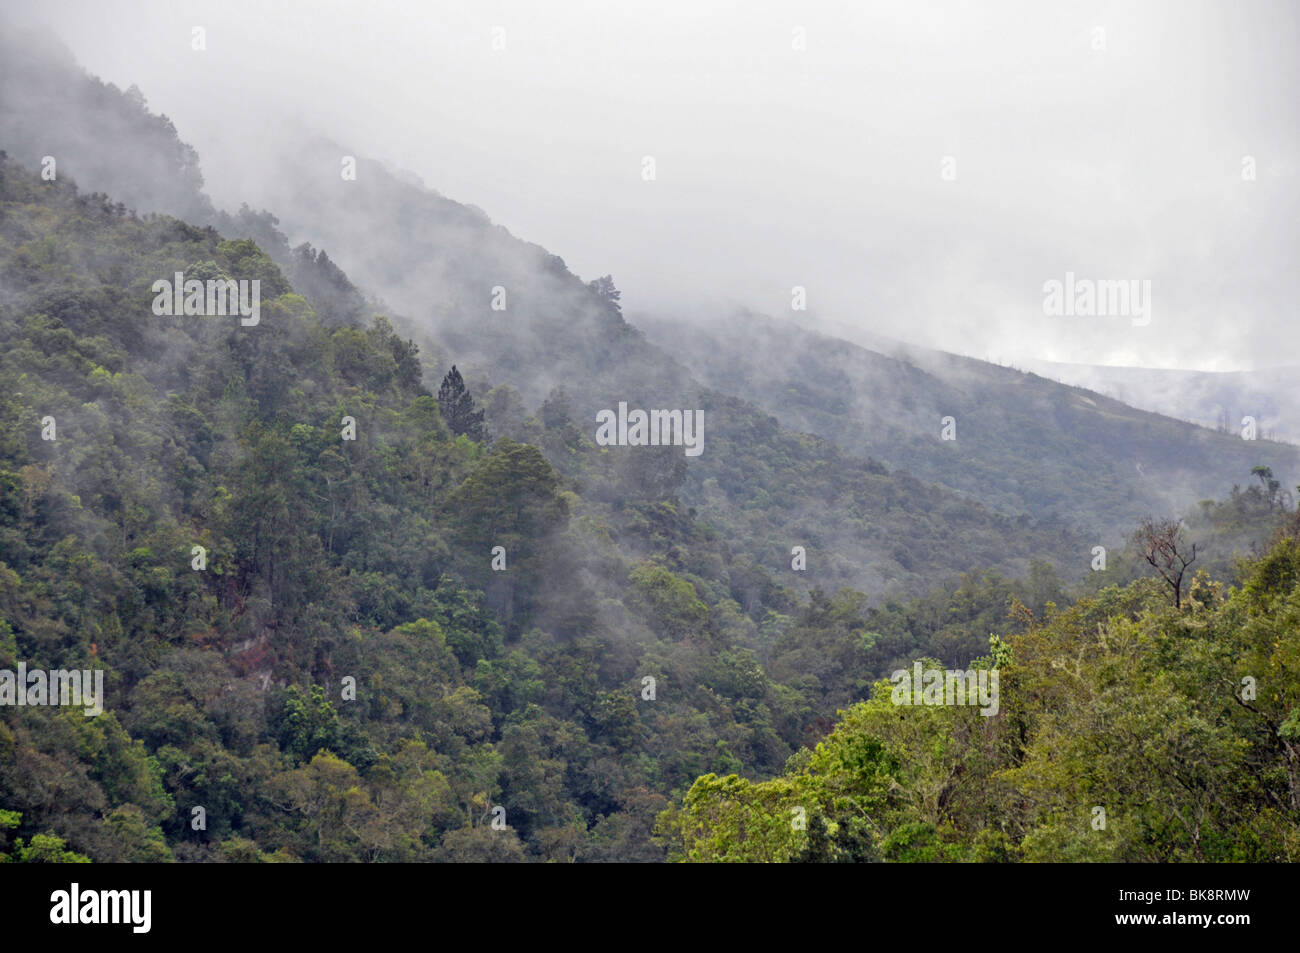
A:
[[0, 29, 1187, 602], [660, 514, 1300, 862], [1, 30, 1297, 863], [0, 154, 1295, 863]]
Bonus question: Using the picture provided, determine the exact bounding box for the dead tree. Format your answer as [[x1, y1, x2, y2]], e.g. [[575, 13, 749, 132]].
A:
[[1135, 517, 1198, 609]]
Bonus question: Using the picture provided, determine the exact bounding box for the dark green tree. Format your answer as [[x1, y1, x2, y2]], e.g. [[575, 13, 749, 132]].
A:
[[437, 365, 487, 441]]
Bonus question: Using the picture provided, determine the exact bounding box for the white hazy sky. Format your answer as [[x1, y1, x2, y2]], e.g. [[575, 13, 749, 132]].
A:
[[15, 0, 1300, 371]]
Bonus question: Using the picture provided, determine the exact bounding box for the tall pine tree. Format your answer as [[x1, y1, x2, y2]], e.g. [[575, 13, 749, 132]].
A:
[[437, 365, 487, 441]]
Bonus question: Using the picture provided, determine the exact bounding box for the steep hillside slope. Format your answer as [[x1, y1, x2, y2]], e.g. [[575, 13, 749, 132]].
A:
[[1, 28, 1293, 867], [1022, 358, 1300, 445], [0, 158, 808, 861], [0, 32, 1096, 601], [636, 309, 1300, 533]]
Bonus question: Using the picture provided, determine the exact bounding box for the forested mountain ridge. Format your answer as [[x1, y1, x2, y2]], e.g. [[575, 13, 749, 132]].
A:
[[635, 309, 1300, 533], [0, 29, 1108, 602], [0, 155, 799, 861], [0, 155, 1123, 863], [1, 28, 1295, 865], [0, 27, 215, 226]]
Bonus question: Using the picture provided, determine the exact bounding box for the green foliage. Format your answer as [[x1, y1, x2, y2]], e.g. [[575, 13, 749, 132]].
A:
[[267, 685, 340, 764], [626, 562, 708, 642], [436, 365, 486, 442], [1, 99, 1296, 866], [10, 832, 93, 863], [663, 527, 1300, 861], [0, 156, 810, 862]]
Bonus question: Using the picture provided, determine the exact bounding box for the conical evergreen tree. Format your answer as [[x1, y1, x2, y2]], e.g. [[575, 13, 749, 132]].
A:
[[437, 365, 487, 441]]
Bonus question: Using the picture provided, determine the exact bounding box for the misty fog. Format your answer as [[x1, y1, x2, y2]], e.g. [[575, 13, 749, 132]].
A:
[[11, 0, 1298, 377]]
